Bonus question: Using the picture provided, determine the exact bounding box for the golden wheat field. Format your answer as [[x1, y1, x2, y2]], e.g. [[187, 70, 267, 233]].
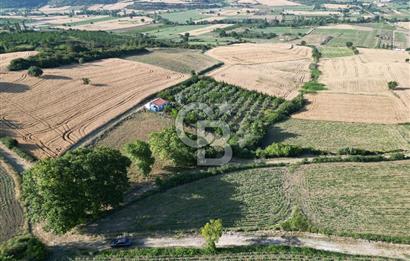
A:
[[206, 43, 312, 99], [0, 57, 188, 158], [294, 48, 410, 123]]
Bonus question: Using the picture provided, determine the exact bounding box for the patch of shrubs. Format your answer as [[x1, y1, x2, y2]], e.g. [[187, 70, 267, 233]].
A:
[[27, 66, 43, 77], [0, 136, 36, 162], [337, 147, 378, 156], [0, 234, 48, 261], [281, 207, 315, 232], [256, 143, 322, 158]]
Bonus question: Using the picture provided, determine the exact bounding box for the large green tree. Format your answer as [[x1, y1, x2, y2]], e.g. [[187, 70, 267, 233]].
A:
[[123, 140, 155, 177], [22, 147, 131, 234], [149, 128, 196, 167]]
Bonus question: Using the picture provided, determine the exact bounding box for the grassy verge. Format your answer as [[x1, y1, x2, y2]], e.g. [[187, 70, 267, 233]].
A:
[[82, 244, 388, 260], [0, 136, 36, 162]]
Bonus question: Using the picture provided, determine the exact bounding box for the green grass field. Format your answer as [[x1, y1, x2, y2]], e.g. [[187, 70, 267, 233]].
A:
[[84, 160, 410, 243], [252, 26, 312, 35], [84, 168, 290, 235], [65, 16, 116, 26], [146, 24, 211, 40], [316, 28, 379, 48], [297, 161, 410, 241], [394, 31, 408, 49], [127, 48, 220, 74], [319, 46, 354, 58], [0, 164, 24, 243], [159, 10, 208, 24], [264, 119, 410, 153], [81, 245, 388, 260]]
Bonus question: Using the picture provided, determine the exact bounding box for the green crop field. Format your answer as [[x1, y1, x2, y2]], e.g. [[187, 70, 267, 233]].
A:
[[0, 164, 24, 243], [159, 10, 208, 24], [127, 48, 220, 74], [319, 46, 354, 58], [84, 161, 410, 243], [65, 16, 116, 26], [252, 26, 312, 35], [263, 119, 410, 153], [296, 161, 410, 241], [80, 245, 388, 260], [146, 24, 210, 40], [84, 167, 290, 235], [394, 31, 408, 49], [316, 28, 379, 48]]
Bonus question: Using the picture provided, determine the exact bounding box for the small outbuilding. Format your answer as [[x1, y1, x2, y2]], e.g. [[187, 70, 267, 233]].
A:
[[144, 98, 170, 112]]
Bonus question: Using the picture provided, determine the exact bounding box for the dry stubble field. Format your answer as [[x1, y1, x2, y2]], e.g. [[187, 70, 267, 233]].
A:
[[206, 43, 312, 100], [0, 55, 188, 158], [294, 48, 410, 123], [0, 163, 24, 242]]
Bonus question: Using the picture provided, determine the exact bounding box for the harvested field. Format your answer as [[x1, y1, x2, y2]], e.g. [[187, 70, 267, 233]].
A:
[[29, 15, 104, 26], [0, 58, 188, 158], [126, 48, 220, 74], [264, 118, 410, 152], [0, 51, 38, 72], [0, 163, 24, 243], [293, 162, 410, 240], [206, 43, 312, 99], [294, 93, 410, 124], [38, 5, 73, 14], [85, 167, 290, 235], [294, 48, 410, 124], [67, 16, 153, 31], [396, 21, 410, 30], [88, 1, 134, 11], [179, 24, 233, 36]]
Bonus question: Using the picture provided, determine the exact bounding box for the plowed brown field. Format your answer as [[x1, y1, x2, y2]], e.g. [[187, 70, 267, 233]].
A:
[[294, 48, 410, 123], [206, 43, 312, 99], [0, 58, 188, 158]]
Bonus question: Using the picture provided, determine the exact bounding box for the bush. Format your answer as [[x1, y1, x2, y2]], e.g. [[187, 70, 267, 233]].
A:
[[27, 66, 43, 77], [388, 81, 398, 89], [337, 147, 377, 156], [0, 234, 48, 261], [389, 152, 406, 160], [82, 78, 91, 85], [302, 82, 326, 93], [0, 136, 18, 149], [281, 207, 313, 232], [200, 219, 223, 250]]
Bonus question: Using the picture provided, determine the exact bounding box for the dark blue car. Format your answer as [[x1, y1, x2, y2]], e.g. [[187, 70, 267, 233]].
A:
[[110, 237, 133, 248]]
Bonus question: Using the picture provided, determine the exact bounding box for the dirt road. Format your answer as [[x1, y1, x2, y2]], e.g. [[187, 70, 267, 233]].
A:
[[47, 231, 410, 260], [133, 232, 410, 259]]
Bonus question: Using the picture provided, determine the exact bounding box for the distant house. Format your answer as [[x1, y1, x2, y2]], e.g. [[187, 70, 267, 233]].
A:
[[144, 98, 170, 112]]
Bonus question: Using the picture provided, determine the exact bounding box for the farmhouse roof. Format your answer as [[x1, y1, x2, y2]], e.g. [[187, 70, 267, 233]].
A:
[[152, 98, 169, 106]]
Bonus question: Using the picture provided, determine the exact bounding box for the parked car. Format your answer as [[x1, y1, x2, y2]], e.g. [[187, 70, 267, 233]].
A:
[[110, 237, 133, 248]]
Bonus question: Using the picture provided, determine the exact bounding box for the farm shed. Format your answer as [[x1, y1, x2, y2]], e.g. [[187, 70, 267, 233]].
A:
[[144, 98, 170, 112]]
